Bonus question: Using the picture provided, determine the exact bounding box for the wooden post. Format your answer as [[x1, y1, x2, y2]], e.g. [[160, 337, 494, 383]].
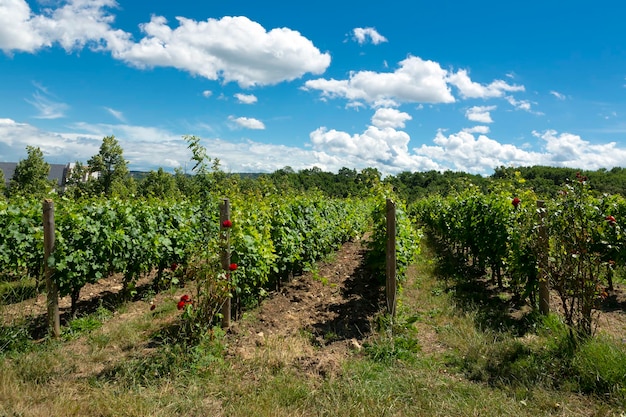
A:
[[220, 198, 232, 329], [43, 199, 60, 338], [386, 199, 397, 317], [537, 200, 550, 315]]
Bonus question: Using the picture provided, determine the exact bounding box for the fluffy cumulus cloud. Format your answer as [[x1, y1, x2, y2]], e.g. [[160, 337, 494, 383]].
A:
[[228, 116, 265, 130], [463, 125, 490, 134], [304, 55, 455, 107], [352, 27, 388, 45], [4, 115, 626, 176], [304, 56, 528, 108], [235, 93, 258, 104], [0, 1, 330, 87], [465, 105, 496, 123], [0, 0, 45, 52], [112, 15, 330, 87], [309, 109, 441, 173], [371, 108, 411, 129], [533, 130, 626, 169], [415, 130, 543, 173], [447, 69, 524, 99], [0, 0, 130, 53]]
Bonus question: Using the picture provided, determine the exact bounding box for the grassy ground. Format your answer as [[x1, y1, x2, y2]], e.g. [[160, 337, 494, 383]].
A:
[[1, 240, 626, 416]]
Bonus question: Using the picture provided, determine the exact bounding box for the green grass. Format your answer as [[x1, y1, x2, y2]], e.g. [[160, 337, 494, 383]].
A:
[[1, 239, 626, 416]]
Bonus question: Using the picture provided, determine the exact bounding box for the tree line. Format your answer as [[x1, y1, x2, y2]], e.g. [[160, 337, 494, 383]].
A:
[[3, 135, 626, 201]]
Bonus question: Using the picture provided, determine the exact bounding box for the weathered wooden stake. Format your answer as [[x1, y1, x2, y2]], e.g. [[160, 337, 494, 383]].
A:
[[43, 199, 60, 338], [220, 198, 232, 329], [537, 200, 550, 315], [386, 199, 397, 317]]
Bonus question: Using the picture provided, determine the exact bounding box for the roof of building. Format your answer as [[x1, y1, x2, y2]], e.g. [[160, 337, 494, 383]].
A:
[[0, 162, 68, 186]]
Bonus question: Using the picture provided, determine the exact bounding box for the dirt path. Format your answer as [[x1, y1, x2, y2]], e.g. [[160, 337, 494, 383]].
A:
[[226, 234, 384, 377]]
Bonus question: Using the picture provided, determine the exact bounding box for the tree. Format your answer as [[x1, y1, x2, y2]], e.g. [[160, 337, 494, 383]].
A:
[[9, 146, 54, 198], [88, 135, 129, 196], [140, 167, 179, 199], [0, 168, 5, 198]]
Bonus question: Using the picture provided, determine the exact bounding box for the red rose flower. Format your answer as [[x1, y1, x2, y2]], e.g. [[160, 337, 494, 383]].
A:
[[177, 300, 186, 310], [222, 219, 232, 228], [606, 215, 617, 226], [180, 294, 190, 302], [512, 197, 521, 208], [229, 263, 238, 271]]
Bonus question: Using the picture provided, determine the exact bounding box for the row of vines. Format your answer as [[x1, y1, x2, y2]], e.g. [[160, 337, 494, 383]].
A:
[[1, 191, 381, 324], [413, 175, 624, 337]]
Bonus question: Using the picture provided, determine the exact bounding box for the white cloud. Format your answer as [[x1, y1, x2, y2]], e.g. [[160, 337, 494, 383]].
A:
[[228, 116, 265, 130], [505, 95, 543, 115], [447, 69, 524, 99], [309, 109, 441, 173], [25, 83, 68, 119], [4, 115, 626, 177], [0, 0, 45, 53], [371, 108, 412, 129], [463, 126, 490, 134], [235, 93, 258, 104], [550, 90, 566, 100], [304, 55, 455, 106], [104, 107, 125, 122], [111, 15, 330, 87], [465, 106, 496, 123], [202, 90, 212, 98], [533, 130, 626, 168], [0, 0, 130, 53], [415, 130, 543, 174], [352, 27, 388, 45], [0, 2, 330, 87]]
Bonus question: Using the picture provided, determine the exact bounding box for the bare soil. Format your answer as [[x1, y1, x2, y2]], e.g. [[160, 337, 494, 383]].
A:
[[226, 234, 384, 377]]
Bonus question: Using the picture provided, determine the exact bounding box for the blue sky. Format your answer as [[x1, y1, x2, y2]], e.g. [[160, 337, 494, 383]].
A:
[[2, 0, 626, 176]]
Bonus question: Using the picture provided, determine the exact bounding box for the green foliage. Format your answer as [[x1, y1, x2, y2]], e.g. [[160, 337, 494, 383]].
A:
[[0, 197, 44, 281], [0, 168, 5, 198], [368, 192, 421, 285], [415, 172, 626, 339], [544, 174, 612, 337], [9, 146, 54, 198], [0, 320, 33, 354], [87, 135, 129, 197], [364, 313, 421, 364], [572, 335, 626, 396], [62, 305, 112, 340], [139, 167, 179, 199]]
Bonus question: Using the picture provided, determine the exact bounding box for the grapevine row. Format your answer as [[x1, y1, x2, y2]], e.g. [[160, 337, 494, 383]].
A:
[[414, 178, 625, 336], [1, 192, 375, 315]]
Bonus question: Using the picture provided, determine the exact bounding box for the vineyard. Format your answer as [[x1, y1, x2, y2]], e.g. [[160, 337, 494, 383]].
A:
[[2, 169, 626, 415], [414, 173, 626, 337]]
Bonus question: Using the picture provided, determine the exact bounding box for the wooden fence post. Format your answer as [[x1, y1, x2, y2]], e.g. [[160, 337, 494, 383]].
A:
[[220, 198, 232, 329], [43, 199, 60, 338], [386, 199, 397, 317], [537, 200, 550, 315]]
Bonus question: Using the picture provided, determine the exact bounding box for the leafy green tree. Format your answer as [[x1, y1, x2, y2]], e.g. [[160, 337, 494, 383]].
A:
[[88, 135, 129, 196], [9, 146, 54, 198], [184, 135, 228, 199], [140, 167, 179, 199], [0, 168, 5, 198]]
